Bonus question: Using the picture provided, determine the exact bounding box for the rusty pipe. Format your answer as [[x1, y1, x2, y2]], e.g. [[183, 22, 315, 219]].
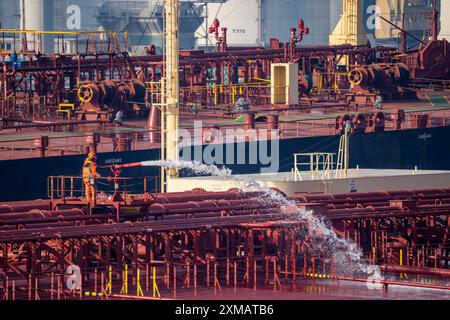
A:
[[379, 264, 450, 278], [0, 203, 51, 214]]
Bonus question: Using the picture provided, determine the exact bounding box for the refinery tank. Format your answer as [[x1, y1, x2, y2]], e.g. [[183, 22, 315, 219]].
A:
[[197, 0, 443, 48], [198, 0, 334, 47], [439, 0, 450, 39], [0, 0, 203, 52], [96, 0, 205, 51], [373, 0, 441, 47], [22, 0, 54, 52], [52, 0, 104, 32]]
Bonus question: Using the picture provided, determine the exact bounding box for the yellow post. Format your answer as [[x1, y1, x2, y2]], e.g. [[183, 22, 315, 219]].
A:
[[105, 265, 112, 295], [400, 249, 403, 278], [231, 85, 235, 105], [399, 249, 408, 279], [136, 268, 144, 297], [213, 84, 217, 106], [334, 74, 340, 94], [152, 266, 161, 299], [125, 264, 128, 294], [120, 264, 128, 295], [372, 247, 376, 264]]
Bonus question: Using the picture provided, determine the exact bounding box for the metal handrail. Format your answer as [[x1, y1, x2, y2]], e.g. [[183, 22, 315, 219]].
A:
[[48, 175, 158, 201]]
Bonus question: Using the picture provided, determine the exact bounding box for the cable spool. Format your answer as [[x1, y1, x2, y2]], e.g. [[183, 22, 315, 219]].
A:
[[391, 63, 410, 85], [101, 80, 119, 106], [369, 64, 387, 89], [130, 79, 146, 102]]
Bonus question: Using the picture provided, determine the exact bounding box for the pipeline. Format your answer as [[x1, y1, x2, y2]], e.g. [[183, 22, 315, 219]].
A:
[[0, 213, 290, 243], [0, 208, 84, 221], [336, 276, 450, 291], [379, 264, 450, 278], [0, 202, 51, 214]]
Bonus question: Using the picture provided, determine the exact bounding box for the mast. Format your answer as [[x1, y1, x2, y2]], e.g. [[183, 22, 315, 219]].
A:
[[164, 0, 180, 181]]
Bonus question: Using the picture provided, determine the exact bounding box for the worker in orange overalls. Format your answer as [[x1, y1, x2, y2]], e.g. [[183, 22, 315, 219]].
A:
[[82, 151, 101, 203]]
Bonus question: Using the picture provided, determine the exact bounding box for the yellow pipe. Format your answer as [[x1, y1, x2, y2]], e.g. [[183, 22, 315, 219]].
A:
[[120, 264, 128, 295], [252, 76, 271, 83], [334, 74, 340, 94], [106, 265, 112, 295], [399, 249, 408, 279], [136, 268, 144, 297], [232, 85, 236, 105], [0, 29, 124, 36], [152, 266, 161, 299]]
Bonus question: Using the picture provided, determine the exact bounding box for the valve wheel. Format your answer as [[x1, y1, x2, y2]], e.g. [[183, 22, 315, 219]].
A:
[[78, 85, 94, 103], [348, 70, 363, 85]]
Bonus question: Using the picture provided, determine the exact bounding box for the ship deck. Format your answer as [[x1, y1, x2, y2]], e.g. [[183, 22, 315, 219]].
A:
[[170, 281, 450, 300], [0, 92, 449, 161]]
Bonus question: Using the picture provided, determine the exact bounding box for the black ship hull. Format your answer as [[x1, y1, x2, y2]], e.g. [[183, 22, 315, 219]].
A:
[[2, 125, 450, 202]]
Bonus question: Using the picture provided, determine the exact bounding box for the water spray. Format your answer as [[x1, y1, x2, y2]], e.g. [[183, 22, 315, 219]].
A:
[[112, 159, 381, 281]]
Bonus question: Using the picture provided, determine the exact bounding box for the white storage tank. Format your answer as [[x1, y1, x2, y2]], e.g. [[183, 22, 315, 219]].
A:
[[53, 0, 103, 31], [438, 0, 449, 39], [197, 0, 333, 47], [197, 0, 261, 47], [261, 0, 331, 45], [23, 0, 54, 52]]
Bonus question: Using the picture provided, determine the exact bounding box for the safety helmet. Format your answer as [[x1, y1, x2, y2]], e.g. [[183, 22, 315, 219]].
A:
[[88, 151, 96, 159]]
